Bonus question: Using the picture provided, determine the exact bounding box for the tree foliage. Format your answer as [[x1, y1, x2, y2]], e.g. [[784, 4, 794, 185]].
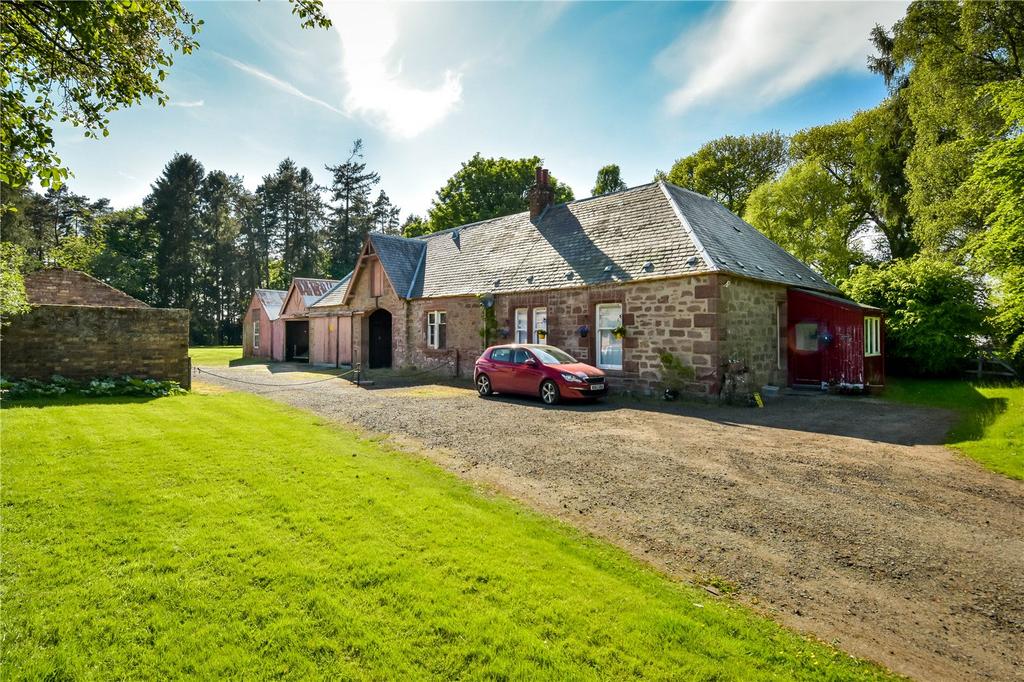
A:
[[0, 1, 201, 191], [426, 154, 574, 233], [325, 140, 380, 278], [744, 161, 866, 283], [844, 256, 988, 375], [0, 0, 331, 196], [666, 132, 787, 215], [592, 164, 627, 196], [0, 241, 30, 320]]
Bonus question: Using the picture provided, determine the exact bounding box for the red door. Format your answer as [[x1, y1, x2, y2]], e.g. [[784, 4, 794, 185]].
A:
[[790, 321, 823, 385]]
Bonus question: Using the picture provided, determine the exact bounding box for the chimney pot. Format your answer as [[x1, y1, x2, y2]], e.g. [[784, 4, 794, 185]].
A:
[[528, 167, 554, 221]]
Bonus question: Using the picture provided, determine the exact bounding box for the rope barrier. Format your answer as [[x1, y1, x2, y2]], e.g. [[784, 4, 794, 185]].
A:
[[194, 365, 360, 388], [194, 355, 457, 390]]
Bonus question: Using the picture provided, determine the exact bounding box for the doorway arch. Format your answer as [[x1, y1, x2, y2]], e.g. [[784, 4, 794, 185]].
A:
[[367, 308, 392, 369]]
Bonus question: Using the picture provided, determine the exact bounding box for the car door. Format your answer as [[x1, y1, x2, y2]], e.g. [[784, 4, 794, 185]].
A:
[[487, 347, 514, 391], [510, 348, 544, 395]]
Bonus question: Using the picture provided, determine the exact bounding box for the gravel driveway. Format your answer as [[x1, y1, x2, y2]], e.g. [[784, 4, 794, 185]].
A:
[[196, 363, 1024, 681]]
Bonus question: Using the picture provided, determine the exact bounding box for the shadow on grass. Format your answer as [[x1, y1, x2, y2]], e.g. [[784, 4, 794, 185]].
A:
[[1, 394, 161, 409], [883, 378, 1014, 444]]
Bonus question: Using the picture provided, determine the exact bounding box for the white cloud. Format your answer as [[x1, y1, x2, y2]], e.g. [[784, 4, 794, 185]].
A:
[[169, 99, 205, 108], [216, 53, 345, 116], [325, 3, 462, 138], [658, 1, 908, 115]]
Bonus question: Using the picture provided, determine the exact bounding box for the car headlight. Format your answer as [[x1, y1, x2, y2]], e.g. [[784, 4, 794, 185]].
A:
[[560, 372, 584, 383]]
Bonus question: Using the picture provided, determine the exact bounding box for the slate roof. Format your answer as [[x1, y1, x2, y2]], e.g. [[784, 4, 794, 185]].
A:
[[369, 233, 426, 298], [255, 289, 287, 320], [309, 272, 352, 308], [660, 183, 838, 293], [316, 181, 840, 305]]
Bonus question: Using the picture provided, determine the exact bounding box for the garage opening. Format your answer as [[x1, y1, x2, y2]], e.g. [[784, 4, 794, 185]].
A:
[[368, 309, 392, 369], [285, 320, 309, 362]]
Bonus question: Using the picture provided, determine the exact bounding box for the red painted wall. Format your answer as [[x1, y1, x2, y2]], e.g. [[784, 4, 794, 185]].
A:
[[242, 293, 284, 361], [786, 289, 884, 387]]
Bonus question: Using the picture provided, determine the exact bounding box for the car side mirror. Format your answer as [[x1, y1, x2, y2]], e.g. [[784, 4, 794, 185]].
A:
[[525, 358, 537, 366]]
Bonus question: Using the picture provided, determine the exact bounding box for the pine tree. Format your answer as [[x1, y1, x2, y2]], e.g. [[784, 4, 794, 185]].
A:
[[146, 153, 204, 312], [325, 139, 379, 277], [371, 190, 400, 234]]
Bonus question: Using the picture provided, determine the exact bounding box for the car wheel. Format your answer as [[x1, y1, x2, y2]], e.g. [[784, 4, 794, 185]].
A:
[[540, 379, 560, 405], [476, 374, 493, 397]]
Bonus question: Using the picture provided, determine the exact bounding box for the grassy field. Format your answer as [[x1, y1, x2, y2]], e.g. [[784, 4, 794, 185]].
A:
[[1, 389, 892, 680], [884, 378, 1023, 479], [189, 345, 248, 367]]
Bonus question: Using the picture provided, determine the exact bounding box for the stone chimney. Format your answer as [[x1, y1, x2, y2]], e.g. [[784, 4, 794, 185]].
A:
[[528, 167, 554, 220]]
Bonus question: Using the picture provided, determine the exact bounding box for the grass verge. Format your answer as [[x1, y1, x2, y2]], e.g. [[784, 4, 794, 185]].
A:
[[884, 378, 1023, 479], [189, 345, 257, 367], [1, 390, 892, 680]]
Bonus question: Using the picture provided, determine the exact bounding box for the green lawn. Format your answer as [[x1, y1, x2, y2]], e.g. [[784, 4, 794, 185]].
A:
[[884, 378, 1023, 479], [1, 390, 892, 680], [189, 345, 252, 367]]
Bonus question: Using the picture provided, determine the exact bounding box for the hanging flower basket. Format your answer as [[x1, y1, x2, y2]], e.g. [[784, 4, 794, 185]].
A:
[[577, 325, 589, 338], [536, 329, 548, 340], [612, 324, 627, 340]]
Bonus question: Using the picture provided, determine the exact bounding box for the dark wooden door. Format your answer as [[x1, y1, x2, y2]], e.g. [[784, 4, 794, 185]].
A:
[[368, 309, 392, 369], [286, 321, 309, 362]]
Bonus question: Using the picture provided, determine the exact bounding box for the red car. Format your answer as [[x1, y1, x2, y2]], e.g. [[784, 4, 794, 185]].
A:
[[474, 344, 607, 405]]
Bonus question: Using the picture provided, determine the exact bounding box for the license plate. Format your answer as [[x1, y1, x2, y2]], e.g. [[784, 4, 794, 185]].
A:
[[590, 383, 605, 391]]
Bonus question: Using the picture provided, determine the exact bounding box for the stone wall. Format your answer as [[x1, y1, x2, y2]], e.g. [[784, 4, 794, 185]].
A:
[[337, 256, 408, 370], [24, 268, 147, 307], [405, 295, 483, 377], [317, 270, 789, 396], [719, 276, 788, 387], [2, 305, 191, 387], [479, 275, 720, 395]]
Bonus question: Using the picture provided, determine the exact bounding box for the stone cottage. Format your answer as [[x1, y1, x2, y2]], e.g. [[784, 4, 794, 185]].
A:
[[284, 170, 883, 395]]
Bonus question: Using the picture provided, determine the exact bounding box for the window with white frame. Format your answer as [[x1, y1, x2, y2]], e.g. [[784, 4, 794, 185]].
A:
[[532, 307, 547, 343], [864, 316, 881, 357], [427, 311, 447, 349], [253, 318, 261, 350], [596, 303, 623, 370], [515, 308, 528, 344]]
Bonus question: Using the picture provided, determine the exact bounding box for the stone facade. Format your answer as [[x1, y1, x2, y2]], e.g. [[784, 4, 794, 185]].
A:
[[718, 276, 788, 387], [312, 263, 789, 396], [491, 275, 720, 395], [2, 305, 191, 387]]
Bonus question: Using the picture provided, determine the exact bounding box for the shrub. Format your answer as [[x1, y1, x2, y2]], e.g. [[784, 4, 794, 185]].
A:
[[1, 375, 187, 400], [843, 255, 988, 375], [659, 351, 696, 396]]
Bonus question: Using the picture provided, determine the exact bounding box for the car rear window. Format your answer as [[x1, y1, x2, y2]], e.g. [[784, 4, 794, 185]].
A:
[[490, 348, 512, 362]]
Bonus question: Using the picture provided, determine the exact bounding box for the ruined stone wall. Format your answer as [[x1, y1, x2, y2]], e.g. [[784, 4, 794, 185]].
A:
[[2, 305, 190, 386], [24, 268, 148, 307]]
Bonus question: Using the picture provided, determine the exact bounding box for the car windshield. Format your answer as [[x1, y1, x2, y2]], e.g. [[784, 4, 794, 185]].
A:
[[530, 346, 577, 365]]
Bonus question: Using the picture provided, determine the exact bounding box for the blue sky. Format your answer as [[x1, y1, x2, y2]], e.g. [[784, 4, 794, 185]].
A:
[[53, 0, 908, 218]]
